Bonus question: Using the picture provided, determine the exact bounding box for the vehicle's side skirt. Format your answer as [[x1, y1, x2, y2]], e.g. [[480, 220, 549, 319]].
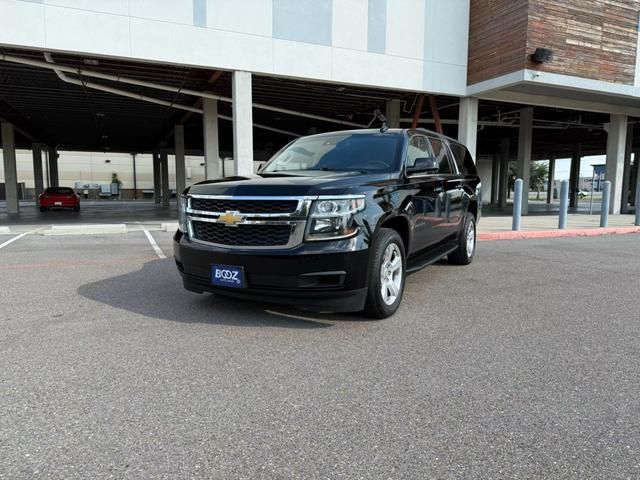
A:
[[406, 242, 457, 274]]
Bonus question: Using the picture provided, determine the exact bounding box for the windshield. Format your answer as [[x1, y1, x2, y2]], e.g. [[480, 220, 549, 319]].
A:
[[262, 132, 402, 174]]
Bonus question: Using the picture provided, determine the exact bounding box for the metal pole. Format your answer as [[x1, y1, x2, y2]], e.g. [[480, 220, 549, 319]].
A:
[[559, 179, 569, 229], [589, 169, 596, 215], [600, 180, 611, 228], [635, 180, 640, 226], [513, 178, 523, 231]]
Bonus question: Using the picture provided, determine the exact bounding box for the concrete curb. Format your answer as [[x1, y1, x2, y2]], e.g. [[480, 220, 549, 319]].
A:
[[478, 226, 640, 241], [40, 224, 128, 235], [162, 222, 179, 232], [0, 227, 10, 234]]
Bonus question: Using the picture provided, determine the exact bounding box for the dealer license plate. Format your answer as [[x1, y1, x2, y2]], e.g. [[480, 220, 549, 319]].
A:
[[211, 264, 246, 288]]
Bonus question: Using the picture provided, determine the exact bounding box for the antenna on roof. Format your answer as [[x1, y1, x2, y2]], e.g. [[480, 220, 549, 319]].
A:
[[373, 109, 388, 133]]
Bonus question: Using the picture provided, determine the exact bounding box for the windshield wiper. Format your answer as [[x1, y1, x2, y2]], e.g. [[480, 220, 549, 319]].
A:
[[309, 167, 370, 174]]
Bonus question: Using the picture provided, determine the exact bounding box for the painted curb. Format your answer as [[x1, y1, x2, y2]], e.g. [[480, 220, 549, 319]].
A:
[[478, 226, 640, 241]]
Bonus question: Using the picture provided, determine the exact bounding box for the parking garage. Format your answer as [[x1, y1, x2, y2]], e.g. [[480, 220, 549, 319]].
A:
[[1, 48, 639, 224]]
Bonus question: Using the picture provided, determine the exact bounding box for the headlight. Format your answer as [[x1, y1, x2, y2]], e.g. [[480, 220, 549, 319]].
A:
[[178, 195, 188, 232], [305, 196, 365, 241]]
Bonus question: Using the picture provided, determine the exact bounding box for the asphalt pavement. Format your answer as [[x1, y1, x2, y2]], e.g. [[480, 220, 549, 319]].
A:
[[1, 231, 639, 479]]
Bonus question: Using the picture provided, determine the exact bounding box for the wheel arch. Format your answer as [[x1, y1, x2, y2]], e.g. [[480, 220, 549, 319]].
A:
[[378, 214, 411, 253]]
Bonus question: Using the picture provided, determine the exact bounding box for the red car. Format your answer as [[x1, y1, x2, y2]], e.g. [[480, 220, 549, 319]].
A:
[[39, 187, 80, 212]]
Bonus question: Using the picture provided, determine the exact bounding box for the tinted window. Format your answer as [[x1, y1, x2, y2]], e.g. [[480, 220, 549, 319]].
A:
[[449, 142, 478, 176], [45, 187, 74, 195], [263, 133, 402, 174], [406, 135, 431, 168], [428, 138, 453, 174]]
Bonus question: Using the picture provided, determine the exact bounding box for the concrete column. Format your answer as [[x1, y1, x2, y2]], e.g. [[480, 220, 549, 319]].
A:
[[160, 149, 170, 207], [232, 71, 254, 177], [517, 107, 534, 215], [498, 138, 510, 209], [203, 97, 221, 180], [621, 123, 634, 213], [385, 99, 401, 128], [152, 151, 161, 204], [631, 150, 640, 207], [605, 114, 628, 215], [49, 148, 59, 187], [132, 154, 137, 200], [1, 122, 19, 214], [458, 97, 479, 162], [491, 153, 499, 204], [32, 143, 44, 204], [547, 154, 556, 204], [174, 125, 186, 195], [569, 144, 581, 208]]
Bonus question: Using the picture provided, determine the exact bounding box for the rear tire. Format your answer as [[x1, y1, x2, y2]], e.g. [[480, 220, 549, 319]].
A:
[[362, 228, 406, 319], [74, 205, 80, 212], [39, 207, 47, 212], [448, 212, 476, 265]]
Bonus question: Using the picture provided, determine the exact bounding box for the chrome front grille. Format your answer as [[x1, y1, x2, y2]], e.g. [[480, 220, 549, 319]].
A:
[[186, 195, 312, 249]]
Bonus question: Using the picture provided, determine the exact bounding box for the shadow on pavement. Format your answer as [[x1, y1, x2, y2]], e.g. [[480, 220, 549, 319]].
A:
[[77, 258, 358, 329]]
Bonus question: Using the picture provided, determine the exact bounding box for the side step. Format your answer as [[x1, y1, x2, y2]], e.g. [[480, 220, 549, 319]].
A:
[[406, 242, 457, 274]]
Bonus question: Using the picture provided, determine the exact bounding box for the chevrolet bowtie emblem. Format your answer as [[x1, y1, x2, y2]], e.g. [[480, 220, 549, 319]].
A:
[[218, 211, 244, 226]]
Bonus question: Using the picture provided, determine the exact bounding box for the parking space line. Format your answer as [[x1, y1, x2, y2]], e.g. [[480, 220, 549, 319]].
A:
[[143, 230, 167, 259], [0, 232, 28, 250]]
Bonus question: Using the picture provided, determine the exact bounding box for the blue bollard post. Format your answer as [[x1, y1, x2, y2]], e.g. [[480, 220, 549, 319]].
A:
[[512, 178, 523, 231], [636, 182, 640, 227], [558, 179, 569, 229], [600, 180, 611, 228]]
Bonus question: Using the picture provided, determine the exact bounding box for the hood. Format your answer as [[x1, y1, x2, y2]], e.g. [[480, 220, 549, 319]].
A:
[[187, 171, 395, 197]]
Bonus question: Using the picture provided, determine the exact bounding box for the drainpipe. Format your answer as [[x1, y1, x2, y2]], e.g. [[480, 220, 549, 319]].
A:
[[5, 53, 366, 128], [43, 53, 203, 114]]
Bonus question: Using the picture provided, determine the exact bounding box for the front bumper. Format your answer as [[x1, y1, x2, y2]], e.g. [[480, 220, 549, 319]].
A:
[[173, 230, 370, 313]]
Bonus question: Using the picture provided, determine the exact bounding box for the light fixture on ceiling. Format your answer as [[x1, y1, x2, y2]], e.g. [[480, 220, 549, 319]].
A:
[[83, 58, 100, 66]]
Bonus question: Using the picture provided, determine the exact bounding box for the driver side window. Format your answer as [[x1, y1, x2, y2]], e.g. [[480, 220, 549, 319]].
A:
[[406, 135, 430, 168]]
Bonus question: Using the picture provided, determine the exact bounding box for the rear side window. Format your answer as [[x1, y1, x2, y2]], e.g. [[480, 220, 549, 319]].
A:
[[449, 142, 478, 176], [427, 137, 453, 175]]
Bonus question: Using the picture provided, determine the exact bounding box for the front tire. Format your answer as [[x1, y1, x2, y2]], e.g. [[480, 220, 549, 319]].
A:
[[448, 212, 476, 265], [39, 206, 47, 212], [362, 228, 406, 319]]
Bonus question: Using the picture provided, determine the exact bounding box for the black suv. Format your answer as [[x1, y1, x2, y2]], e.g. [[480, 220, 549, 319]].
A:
[[174, 128, 481, 318]]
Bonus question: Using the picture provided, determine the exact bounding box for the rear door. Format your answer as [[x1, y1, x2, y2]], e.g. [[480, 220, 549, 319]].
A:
[[404, 134, 446, 252], [426, 135, 462, 239]]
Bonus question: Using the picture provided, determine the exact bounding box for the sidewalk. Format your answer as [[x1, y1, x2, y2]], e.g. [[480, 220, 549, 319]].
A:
[[478, 213, 640, 241]]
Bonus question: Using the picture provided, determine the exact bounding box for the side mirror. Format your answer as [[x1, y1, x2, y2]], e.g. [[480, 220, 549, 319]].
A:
[[407, 157, 438, 175]]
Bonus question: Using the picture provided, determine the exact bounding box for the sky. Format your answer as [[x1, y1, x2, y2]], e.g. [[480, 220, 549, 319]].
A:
[[546, 155, 606, 180]]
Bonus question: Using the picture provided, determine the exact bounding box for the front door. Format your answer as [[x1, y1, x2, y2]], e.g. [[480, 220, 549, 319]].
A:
[[404, 134, 446, 254], [427, 136, 461, 240]]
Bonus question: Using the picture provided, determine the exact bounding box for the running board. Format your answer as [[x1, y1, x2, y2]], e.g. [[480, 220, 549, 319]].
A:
[[406, 242, 457, 274]]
